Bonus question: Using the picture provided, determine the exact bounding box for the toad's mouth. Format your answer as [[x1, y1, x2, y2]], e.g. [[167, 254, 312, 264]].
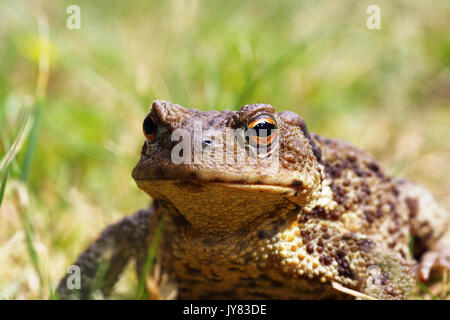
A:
[[134, 178, 300, 197], [205, 181, 299, 195], [132, 160, 309, 195]]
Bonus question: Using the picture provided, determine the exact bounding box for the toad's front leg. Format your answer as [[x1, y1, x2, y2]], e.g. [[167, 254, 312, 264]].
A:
[[57, 207, 157, 299]]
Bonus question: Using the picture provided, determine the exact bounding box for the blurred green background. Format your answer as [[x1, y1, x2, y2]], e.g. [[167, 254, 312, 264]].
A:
[[0, 0, 449, 299]]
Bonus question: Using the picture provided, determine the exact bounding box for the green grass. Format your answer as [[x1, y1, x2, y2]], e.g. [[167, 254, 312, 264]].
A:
[[135, 218, 164, 300], [0, 0, 449, 299]]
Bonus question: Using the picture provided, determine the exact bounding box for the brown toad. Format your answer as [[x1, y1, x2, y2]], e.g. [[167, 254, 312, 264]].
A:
[[57, 100, 450, 299]]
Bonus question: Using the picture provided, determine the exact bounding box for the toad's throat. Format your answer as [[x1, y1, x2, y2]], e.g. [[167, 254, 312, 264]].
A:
[[133, 179, 313, 233]]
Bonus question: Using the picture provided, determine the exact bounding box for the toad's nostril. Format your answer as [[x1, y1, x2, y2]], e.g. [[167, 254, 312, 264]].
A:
[[202, 139, 213, 148]]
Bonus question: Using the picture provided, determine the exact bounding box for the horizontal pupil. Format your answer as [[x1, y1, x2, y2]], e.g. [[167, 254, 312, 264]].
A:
[[252, 121, 276, 136]]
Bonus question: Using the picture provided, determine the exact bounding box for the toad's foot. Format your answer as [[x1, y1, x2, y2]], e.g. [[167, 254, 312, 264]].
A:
[[419, 232, 450, 282]]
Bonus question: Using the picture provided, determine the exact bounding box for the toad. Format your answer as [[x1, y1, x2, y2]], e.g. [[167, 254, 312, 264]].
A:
[[57, 100, 450, 299]]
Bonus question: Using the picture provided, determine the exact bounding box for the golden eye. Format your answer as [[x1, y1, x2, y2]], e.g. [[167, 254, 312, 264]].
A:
[[245, 115, 278, 148], [142, 113, 158, 142]]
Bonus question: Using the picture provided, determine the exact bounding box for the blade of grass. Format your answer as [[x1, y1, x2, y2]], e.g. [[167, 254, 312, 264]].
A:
[[19, 100, 42, 182], [90, 260, 111, 299], [0, 106, 33, 210], [441, 270, 448, 299], [0, 108, 33, 179], [0, 166, 10, 207], [418, 282, 439, 300], [14, 13, 50, 299], [408, 235, 415, 259], [20, 11, 49, 182], [20, 205, 44, 295], [136, 218, 164, 300], [11, 104, 45, 298]]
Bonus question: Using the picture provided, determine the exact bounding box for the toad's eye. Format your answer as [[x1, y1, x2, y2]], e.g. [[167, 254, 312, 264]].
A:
[[143, 113, 158, 142], [245, 115, 278, 148]]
